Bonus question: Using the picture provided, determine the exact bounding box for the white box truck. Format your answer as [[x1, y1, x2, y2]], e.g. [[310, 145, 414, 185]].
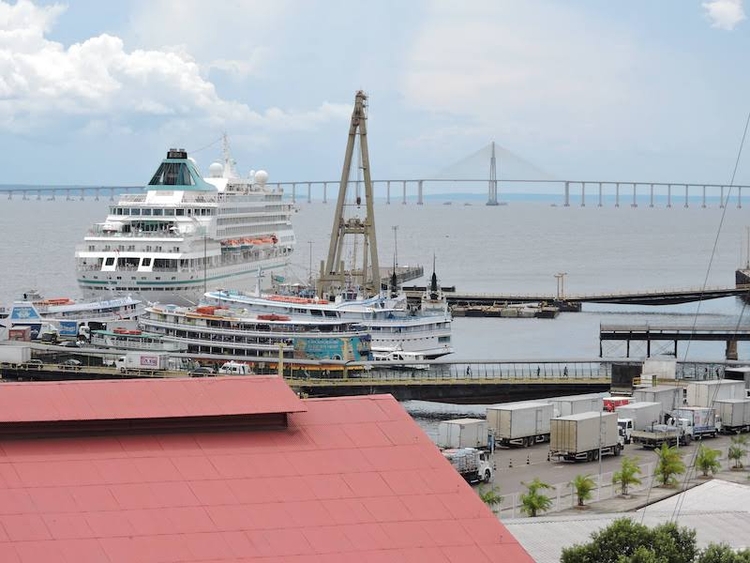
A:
[[687, 380, 746, 407], [615, 402, 663, 430], [0, 345, 32, 368], [715, 399, 750, 434], [549, 411, 622, 462], [115, 352, 169, 374], [442, 448, 494, 483], [545, 393, 605, 417], [633, 386, 683, 415], [437, 418, 489, 449], [672, 406, 719, 439], [486, 401, 553, 448]]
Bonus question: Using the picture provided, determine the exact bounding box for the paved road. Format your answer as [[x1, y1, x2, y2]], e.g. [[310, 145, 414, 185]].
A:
[[481, 433, 741, 515]]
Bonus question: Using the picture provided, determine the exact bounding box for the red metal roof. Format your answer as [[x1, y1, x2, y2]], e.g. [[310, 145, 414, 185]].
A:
[[0, 380, 532, 562], [0, 376, 305, 423]]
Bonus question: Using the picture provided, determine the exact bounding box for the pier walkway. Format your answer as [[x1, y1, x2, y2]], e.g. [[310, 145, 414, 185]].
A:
[[600, 323, 750, 359], [404, 284, 750, 308]]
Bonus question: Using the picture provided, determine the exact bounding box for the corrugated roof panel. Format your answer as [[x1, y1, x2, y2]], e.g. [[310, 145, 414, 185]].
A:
[[0, 377, 305, 424], [0, 388, 532, 562]]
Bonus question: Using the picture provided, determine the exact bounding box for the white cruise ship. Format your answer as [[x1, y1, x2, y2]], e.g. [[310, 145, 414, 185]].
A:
[[75, 140, 295, 305]]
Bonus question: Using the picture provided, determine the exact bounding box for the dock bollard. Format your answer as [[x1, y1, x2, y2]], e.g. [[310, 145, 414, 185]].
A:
[[547, 452, 551, 462], [526, 455, 530, 465], [509, 458, 513, 468]]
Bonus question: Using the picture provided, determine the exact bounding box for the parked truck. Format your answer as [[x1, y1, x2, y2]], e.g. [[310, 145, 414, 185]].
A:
[[0, 345, 32, 368], [486, 402, 553, 447], [687, 380, 746, 407], [545, 393, 605, 417], [437, 418, 489, 449], [631, 420, 692, 448], [633, 386, 683, 416], [442, 448, 494, 483], [115, 352, 169, 374], [549, 411, 623, 462], [671, 406, 719, 439], [715, 399, 750, 434]]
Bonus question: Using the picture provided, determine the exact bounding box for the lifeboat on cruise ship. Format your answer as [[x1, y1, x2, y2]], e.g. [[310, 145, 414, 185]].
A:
[[257, 313, 291, 321], [38, 298, 75, 306], [113, 327, 142, 335]]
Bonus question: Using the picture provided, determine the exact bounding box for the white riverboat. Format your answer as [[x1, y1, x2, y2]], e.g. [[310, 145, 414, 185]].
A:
[[203, 269, 454, 359], [136, 303, 372, 363], [0, 290, 144, 340], [75, 138, 295, 306]]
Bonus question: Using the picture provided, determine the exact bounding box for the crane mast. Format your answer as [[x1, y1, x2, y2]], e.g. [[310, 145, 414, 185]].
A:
[[317, 90, 380, 297]]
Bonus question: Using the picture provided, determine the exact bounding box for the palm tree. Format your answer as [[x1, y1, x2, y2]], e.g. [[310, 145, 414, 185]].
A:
[[695, 444, 722, 477], [612, 456, 642, 497], [728, 435, 748, 470], [570, 474, 596, 507], [520, 477, 554, 517], [655, 443, 686, 487], [477, 485, 504, 514]]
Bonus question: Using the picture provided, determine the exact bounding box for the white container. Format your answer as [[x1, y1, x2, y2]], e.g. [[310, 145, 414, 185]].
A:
[[545, 393, 605, 417], [486, 402, 553, 445], [633, 386, 683, 415], [550, 411, 619, 454], [437, 418, 488, 449], [0, 344, 32, 364], [614, 402, 663, 431], [714, 399, 750, 430], [687, 380, 746, 407]]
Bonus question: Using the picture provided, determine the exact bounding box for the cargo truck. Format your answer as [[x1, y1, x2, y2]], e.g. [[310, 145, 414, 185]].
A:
[[671, 407, 719, 439], [0, 345, 32, 368], [442, 448, 494, 483], [631, 420, 692, 448], [615, 402, 663, 430], [486, 402, 553, 447], [545, 393, 605, 417], [715, 399, 750, 434], [549, 411, 623, 462], [632, 386, 683, 415], [437, 418, 489, 449], [687, 380, 746, 407], [115, 352, 169, 374]]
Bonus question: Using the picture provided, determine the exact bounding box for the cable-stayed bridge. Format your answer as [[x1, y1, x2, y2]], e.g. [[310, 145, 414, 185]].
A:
[[2, 142, 749, 207]]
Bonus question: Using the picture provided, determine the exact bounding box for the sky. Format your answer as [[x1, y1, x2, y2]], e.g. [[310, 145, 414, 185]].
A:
[[1, 0, 749, 190]]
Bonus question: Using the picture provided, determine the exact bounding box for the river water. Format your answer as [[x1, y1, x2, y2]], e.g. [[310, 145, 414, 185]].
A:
[[2, 196, 749, 436]]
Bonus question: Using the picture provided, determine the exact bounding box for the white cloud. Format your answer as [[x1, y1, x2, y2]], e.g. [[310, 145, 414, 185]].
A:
[[702, 0, 746, 30], [0, 0, 347, 137], [400, 3, 645, 153]]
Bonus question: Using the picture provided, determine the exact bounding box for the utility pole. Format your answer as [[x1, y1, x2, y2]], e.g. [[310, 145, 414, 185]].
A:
[[318, 91, 380, 297], [392, 225, 399, 269]]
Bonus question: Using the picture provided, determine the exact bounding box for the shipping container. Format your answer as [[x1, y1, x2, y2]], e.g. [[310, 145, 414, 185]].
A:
[[603, 396, 633, 412], [687, 380, 746, 407], [486, 402, 553, 447], [437, 418, 489, 449]]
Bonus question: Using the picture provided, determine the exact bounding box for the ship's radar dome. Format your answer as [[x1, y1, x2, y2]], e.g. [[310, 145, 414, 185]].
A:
[[248, 169, 256, 180], [208, 161, 224, 177], [254, 169, 269, 185]]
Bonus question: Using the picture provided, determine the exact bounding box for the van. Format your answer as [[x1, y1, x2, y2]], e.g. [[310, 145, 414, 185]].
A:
[[218, 361, 253, 375]]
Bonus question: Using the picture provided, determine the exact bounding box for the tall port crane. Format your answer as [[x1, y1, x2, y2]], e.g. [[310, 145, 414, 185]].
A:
[[317, 90, 380, 297]]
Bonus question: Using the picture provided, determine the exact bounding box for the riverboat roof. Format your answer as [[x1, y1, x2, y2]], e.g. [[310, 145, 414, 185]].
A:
[[0, 378, 532, 562]]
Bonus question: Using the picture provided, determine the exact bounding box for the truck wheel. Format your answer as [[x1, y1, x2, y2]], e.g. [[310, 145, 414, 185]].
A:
[[593, 450, 599, 461], [585, 451, 592, 462], [484, 469, 492, 483], [615, 444, 622, 456]]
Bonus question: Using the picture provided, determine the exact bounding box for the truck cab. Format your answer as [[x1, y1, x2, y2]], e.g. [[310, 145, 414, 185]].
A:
[[617, 418, 633, 444]]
